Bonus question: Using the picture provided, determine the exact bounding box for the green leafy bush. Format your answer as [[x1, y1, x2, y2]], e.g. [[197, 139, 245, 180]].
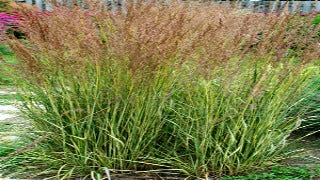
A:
[[0, 44, 15, 85], [313, 14, 320, 25], [223, 165, 320, 180]]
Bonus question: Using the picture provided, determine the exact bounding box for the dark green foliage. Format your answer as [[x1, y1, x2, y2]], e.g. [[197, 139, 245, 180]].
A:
[[224, 165, 320, 180], [0, 45, 15, 85], [313, 15, 320, 25]]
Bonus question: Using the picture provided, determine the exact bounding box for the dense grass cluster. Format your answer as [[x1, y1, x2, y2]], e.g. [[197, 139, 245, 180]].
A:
[[2, 1, 320, 178]]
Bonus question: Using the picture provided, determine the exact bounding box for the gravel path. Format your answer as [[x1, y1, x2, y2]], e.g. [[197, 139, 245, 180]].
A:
[[0, 93, 22, 140], [0, 86, 28, 178]]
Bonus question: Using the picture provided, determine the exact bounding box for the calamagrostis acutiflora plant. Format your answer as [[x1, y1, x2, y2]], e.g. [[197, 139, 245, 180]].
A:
[[3, 0, 320, 178]]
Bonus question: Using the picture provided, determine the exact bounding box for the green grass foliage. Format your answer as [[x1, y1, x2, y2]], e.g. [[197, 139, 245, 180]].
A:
[[12, 56, 318, 178]]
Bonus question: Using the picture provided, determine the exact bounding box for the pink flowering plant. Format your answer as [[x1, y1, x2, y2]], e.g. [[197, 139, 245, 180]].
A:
[[0, 12, 19, 39]]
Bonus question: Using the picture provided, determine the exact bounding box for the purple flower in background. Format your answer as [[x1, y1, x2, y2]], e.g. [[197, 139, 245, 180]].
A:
[[0, 12, 20, 38]]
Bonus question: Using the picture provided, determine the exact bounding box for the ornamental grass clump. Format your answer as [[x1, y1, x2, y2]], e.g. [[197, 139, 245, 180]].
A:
[[2, 0, 320, 178]]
